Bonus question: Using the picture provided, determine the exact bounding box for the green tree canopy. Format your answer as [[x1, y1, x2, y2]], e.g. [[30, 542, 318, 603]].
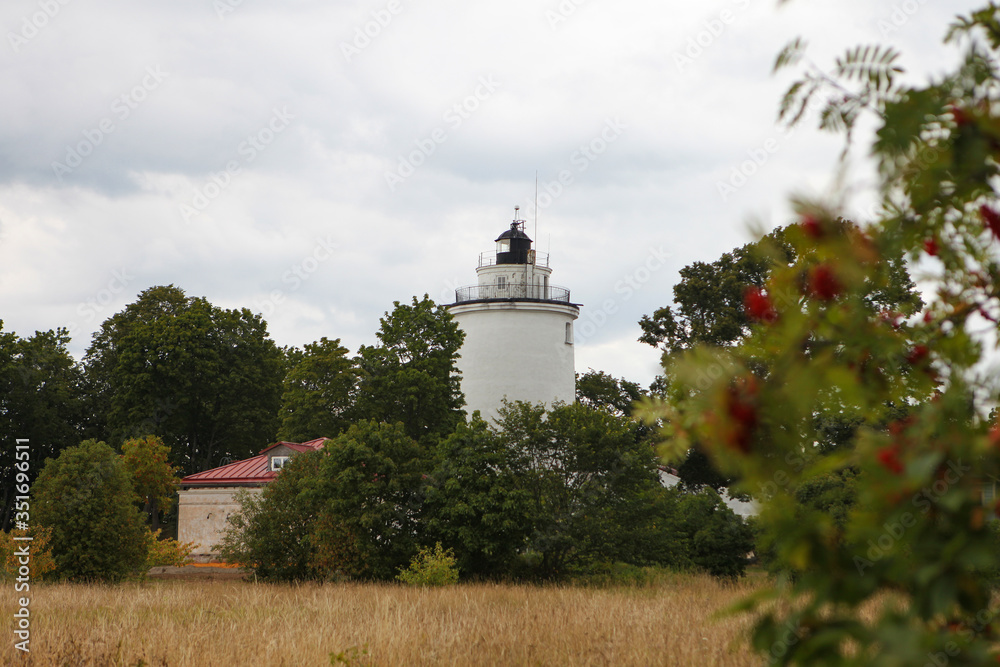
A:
[[0, 323, 83, 530], [276, 337, 358, 442], [121, 435, 180, 532], [83, 285, 285, 475], [422, 417, 533, 578], [216, 449, 324, 581], [640, 223, 923, 492], [494, 401, 668, 576], [33, 440, 149, 582], [575, 369, 645, 418], [307, 420, 431, 580], [354, 295, 465, 444]]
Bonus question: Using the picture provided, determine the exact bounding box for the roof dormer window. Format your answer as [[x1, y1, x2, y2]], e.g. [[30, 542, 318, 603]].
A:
[[270, 456, 290, 471]]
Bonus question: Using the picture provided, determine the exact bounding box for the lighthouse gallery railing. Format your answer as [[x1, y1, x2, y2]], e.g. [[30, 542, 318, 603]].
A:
[[454, 284, 572, 304]]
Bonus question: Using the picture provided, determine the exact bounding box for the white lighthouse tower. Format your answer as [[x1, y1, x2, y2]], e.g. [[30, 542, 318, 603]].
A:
[[448, 209, 581, 422]]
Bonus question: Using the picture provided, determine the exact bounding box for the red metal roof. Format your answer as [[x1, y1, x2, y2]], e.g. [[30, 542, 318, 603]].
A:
[[180, 438, 329, 487]]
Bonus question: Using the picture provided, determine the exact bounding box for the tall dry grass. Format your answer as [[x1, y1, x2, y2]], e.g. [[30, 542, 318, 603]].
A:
[[0, 572, 764, 666]]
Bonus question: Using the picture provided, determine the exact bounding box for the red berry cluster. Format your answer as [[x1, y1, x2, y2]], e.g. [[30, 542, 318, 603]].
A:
[[949, 104, 971, 127], [981, 205, 1000, 240], [877, 443, 904, 475], [808, 264, 841, 301], [906, 344, 930, 366], [801, 215, 823, 239], [724, 376, 759, 454], [744, 286, 777, 323]]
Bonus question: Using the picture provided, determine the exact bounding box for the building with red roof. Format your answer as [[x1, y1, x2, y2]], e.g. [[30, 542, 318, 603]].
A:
[[177, 438, 329, 558]]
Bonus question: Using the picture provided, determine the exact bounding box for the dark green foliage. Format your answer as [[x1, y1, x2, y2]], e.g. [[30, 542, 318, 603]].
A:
[[216, 450, 323, 581], [354, 295, 465, 444], [83, 285, 285, 475], [575, 369, 645, 417], [0, 323, 83, 530], [495, 401, 670, 577], [308, 420, 430, 580], [423, 418, 532, 578], [638, 229, 792, 358], [277, 337, 358, 442], [675, 489, 755, 578], [32, 440, 149, 582]]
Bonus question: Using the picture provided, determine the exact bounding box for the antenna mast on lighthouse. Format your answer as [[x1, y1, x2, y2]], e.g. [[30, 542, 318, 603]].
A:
[[534, 171, 538, 243]]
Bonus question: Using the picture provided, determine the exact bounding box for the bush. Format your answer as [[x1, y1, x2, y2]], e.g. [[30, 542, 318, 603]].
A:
[[0, 526, 56, 581], [675, 489, 754, 578], [397, 543, 459, 586], [145, 529, 196, 568], [33, 440, 149, 582], [216, 450, 323, 580]]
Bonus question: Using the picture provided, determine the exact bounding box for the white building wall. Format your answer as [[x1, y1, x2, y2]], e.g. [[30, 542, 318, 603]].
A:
[[177, 486, 263, 559], [450, 300, 579, 423]]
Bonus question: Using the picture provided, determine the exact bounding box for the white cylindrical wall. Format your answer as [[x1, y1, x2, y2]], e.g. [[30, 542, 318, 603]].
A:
[[449, 300, 579, 423]]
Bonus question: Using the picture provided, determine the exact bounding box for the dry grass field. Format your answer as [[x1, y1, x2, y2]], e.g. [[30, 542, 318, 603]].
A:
[[0, 572, 765, 666]]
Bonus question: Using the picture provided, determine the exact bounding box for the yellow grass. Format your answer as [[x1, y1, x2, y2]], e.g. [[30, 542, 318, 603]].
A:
[[0, 573, 764, 666]]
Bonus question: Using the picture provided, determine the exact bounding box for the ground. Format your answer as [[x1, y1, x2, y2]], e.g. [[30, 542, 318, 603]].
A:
[[1, 573, 764, 666]]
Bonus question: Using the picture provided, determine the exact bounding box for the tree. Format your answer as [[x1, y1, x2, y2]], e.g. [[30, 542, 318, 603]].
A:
[[639, 229, 792, 358], [83, 285, 285, 475], [308, 420, 431, 580], [121, 435, 180, 532], [33, 440, 149, 581], [0, 323, 83, 530], [638, 225, 920, 360], [354, 295, 465, 443], [216, 449, 324, 581], [640, 223, 923, 492], [675, 489, 755, 578], [422, 418, 532, 578], [642, 6, 1000, 662], [494, 401, 669, 577], [276, 337, 358, 442], [575, 369, 645, 418]]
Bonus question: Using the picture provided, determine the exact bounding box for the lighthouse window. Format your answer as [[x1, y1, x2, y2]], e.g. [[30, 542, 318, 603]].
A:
[[497, 276, 507, 290], [565, 322, 573, 345], [497, 239, 510, 253]]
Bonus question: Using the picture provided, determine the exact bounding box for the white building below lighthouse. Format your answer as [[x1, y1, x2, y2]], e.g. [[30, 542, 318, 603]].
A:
[[448, 210, 581, 422]]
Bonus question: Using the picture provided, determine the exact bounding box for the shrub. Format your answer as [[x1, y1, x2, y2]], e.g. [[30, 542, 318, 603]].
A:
[[0, 526, 56, 581], [215, 450, 323, 580], [33, 440, 149, 582], [145, 529, 196, 568], [675, 489, 754, 579], [397, 543, 459, 586]]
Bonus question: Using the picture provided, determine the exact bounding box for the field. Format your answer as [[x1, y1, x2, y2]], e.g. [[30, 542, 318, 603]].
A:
[[0, 573, 764, 666]]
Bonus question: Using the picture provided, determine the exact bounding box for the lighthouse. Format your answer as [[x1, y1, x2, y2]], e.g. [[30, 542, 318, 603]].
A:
[[449, 209, 581, 422]]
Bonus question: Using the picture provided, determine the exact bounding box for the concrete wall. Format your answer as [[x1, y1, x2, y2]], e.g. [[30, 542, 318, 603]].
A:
[[177, 486, 263, 558], [449, 300, 579, 423]]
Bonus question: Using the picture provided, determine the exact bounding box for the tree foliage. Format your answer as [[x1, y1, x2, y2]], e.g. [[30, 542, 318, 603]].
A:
[[354, 295, 465, 444], [576, 369, 645, 418], [494, 401, 674, 576], [642, 6, 1000, 663], [83, 285, 285, 475], [33, 440, 149, 582], [277, 337, 357, 442], [121, 435, 180, 531], [422, 417, 532, 578], [216, 450, 324, 581], [0, 324, 82, 530], [308, 420, 430, 580]]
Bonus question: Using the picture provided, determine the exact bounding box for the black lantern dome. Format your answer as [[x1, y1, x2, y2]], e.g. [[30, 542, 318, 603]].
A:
[[495, 217, 532, 265]]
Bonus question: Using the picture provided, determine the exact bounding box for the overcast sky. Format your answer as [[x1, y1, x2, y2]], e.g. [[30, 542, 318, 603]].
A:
[[0, 0, 985, 388]]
